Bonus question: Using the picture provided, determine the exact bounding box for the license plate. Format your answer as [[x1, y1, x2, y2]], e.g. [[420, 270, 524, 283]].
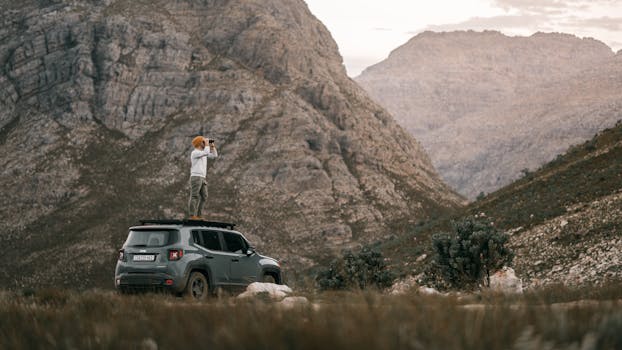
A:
[[133, 254, 156, 262]]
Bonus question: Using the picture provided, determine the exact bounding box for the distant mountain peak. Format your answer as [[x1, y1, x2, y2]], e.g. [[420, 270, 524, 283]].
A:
[[357, 30, 622, 199]]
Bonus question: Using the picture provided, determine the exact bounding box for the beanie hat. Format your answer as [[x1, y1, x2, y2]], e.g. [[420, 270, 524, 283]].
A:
[[192, 136, 204, 148]]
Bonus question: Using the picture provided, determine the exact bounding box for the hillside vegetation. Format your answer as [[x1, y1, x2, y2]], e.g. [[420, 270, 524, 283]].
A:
[[380, 121, 622, 288]]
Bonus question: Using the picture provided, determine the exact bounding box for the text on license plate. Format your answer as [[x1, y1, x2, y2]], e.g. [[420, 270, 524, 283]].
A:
[[133, 254, 156, 262]]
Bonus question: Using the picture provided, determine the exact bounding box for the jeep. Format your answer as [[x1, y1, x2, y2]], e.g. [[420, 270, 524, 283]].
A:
[[114, 219, 282, 300]]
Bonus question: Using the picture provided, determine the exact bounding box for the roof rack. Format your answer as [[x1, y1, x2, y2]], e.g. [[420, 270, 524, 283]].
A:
[[138, 219, 236, 230]]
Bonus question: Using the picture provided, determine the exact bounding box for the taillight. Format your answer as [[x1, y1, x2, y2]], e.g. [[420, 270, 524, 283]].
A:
[[168, 249, 183, 261], [118, 249, 125, 261]]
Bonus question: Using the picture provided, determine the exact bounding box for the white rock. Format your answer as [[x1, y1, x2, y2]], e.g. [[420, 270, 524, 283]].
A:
[[418, 286, 440, 295], [560, 220, 569, 228], [237, 282, 293, 300], [489, 267, 523, 294], [278, 296, 309, 309], [140, 338, 158, 350], [416, 254, 427, 263]]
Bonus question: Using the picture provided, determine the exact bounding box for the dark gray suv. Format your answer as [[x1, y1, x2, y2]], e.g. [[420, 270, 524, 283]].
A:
[[115, 219, 282, 300]]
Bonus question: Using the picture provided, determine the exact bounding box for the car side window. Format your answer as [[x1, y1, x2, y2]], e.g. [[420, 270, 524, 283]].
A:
[[200, 230, 222, 251], [192, 231, 201, 245], [222, 232, 247, 254]]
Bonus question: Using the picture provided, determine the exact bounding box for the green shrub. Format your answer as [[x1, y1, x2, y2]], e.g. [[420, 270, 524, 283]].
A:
[[316, 248, 395, 290], [431, 217, 514, 288]]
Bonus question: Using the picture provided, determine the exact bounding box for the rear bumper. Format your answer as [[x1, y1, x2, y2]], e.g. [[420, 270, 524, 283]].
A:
[[115, 272, 185, 293]]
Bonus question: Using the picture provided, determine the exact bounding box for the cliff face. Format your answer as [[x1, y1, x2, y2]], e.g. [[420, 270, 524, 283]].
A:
[[356, 30, 622, 199], [0, 0, 461, 288]]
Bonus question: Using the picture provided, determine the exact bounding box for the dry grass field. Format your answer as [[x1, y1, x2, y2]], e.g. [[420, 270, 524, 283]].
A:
[[1, 285, 621, 350]]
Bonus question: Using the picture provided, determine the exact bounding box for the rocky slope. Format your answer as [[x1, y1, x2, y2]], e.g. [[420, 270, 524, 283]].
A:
[[379, 121, 622, 289], [508, 191, 622, 288], [0, 0, 462, 289], [356, 31, 622, 199], [484, 123, 622, 288]]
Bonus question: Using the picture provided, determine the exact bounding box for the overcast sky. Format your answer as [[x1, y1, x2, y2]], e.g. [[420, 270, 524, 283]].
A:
[[304, 0, 622, 77]]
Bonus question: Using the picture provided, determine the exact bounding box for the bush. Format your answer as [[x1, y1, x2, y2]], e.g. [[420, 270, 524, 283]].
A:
[[432, 217, 514, 288], [316, 248, 395, 290]]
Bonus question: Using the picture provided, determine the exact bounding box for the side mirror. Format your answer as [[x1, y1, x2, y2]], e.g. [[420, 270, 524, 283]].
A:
[[246, 247, 256, 256]]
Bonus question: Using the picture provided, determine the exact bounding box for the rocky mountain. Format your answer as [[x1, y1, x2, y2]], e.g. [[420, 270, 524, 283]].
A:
[[380, 121, 622, 289], [0, 0, 462, 289], [356, 30, 622, 199]]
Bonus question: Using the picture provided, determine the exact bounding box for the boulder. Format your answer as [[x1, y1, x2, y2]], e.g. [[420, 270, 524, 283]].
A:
[[418, 286, 441, 295], [489, 267, 523, 293], [237, 282, 293, 300], [278, 296, 309, 309]]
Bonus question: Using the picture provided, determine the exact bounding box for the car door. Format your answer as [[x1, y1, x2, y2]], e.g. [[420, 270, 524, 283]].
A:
[[191, 230, 231, 286], [221, 231, 259, 285]]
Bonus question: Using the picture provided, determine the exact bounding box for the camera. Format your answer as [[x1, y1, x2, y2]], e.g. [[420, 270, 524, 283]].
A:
[[208, 139, 215, 144]]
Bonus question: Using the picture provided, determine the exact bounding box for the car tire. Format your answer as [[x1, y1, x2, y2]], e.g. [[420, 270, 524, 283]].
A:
[[185, 272, 209, 301], [262, 274, 276, 284]]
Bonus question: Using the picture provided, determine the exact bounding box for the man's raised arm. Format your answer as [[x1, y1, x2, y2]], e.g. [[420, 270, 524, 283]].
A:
[[192, 145, 218, 159]]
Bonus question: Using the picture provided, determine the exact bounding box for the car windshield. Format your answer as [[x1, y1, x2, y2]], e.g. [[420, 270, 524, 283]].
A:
[[125, 230, 179, 247]]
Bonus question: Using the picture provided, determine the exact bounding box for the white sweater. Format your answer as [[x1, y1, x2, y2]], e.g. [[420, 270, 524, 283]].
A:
[[190, 147, 218, 178]]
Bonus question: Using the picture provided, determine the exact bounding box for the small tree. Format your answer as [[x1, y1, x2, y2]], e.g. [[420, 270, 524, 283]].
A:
[[432, 217, 514, 287], [316, 248, 395, 290]]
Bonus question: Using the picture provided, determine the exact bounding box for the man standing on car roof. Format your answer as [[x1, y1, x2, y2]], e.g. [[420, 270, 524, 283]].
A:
[[188, 136, 218, 219]]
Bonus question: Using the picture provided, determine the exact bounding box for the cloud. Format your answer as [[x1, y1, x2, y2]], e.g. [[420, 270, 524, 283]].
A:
[[495, 0, 571, 14], [373, 27, 393, 32], [562, 16, 622, 31], [493, 0, 620, 15]]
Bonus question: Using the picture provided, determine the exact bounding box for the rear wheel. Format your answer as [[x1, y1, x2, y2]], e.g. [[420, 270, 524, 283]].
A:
[[262, 274, 276, 284], [185, 272, 209, 301]]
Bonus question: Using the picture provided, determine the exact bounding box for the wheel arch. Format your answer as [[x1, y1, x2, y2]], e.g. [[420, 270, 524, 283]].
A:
[[261, 267, 282, 285], [183, 262, 214, 291]]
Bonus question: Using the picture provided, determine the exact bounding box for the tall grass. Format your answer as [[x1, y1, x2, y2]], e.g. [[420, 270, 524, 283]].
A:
[[1, 286, 621, 350]]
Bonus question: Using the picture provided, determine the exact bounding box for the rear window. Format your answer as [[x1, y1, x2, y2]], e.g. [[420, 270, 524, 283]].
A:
[[125, 230, 179, 247]]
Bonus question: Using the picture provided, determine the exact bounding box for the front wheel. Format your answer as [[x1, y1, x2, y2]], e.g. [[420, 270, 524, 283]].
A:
[[262, 274, 276, 284], [185, 272, 209, 301]]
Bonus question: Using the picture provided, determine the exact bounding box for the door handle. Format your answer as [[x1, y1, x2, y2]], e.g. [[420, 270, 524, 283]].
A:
[[204, 255, 214, 259], [231, 258, 239, 262]]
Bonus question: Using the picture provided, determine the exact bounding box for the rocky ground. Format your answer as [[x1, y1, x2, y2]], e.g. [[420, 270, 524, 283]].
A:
[[509, 190, 622, 289]]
